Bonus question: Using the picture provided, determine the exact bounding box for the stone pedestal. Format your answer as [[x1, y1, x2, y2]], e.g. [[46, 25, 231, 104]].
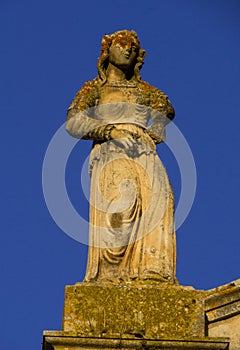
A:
[[62, 283, 206, 338], [42, 282, 231, 350]]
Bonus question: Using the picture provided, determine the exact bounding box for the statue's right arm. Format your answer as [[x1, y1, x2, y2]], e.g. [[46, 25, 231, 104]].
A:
[[66, 79, 108, 141]]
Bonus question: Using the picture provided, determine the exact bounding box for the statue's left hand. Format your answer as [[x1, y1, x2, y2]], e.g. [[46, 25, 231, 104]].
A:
[[110, 128, 138, 149]]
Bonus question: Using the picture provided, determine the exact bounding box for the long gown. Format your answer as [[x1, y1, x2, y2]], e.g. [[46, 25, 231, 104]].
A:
[[66, 78, 177, 283]]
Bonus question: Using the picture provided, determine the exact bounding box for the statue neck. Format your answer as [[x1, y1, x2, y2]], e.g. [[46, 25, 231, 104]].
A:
[[106, 63, 134, 82]]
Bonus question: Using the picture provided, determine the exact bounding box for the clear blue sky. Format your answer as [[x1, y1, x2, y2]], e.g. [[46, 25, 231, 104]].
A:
[[1, 1, 240, 349]]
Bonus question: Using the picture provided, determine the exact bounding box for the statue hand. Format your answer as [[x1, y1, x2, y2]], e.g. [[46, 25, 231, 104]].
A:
[[110, 128, 138, 148]]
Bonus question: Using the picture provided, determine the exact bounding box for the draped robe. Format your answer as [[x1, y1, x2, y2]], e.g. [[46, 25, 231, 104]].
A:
[[66, 78, 177, 283]]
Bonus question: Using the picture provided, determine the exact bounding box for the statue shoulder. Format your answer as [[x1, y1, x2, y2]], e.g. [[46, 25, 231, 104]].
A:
[[67, 78, 100, 119], [71, 77, 100, 102], [147, 82, 175, 121]]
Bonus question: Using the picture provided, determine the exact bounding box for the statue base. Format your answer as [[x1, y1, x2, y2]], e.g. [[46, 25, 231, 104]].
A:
[[62, 283, 206, 338], [42, 281, 238, 349]]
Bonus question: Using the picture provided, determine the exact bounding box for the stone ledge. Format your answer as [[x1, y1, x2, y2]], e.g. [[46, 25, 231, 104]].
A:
[[205, 279, 240, 323], [206, 300, 240, 323], [204, 279, 240, 350], [43, 332, 230, 350]]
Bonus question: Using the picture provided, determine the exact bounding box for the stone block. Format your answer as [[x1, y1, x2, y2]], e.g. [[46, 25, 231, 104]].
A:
[[62, 283, 206, 339]]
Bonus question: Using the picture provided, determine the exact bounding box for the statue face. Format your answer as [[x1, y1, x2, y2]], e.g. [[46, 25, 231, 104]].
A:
[[109, 33, 139, 70]]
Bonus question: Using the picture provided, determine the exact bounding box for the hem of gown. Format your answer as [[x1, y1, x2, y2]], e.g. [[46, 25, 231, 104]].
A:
[[83, 274, 178, 285]]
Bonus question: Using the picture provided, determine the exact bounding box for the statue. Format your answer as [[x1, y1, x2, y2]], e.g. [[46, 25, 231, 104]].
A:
[[66, 30, 177, 284]]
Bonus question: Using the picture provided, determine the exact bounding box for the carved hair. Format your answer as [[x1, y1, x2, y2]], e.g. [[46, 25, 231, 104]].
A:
[[97, 30, 146, 85]]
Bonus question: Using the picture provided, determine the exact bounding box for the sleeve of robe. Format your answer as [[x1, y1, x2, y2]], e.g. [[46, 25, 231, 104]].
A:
[[66, 78, 108, 140], [147, 85, 175, 144]]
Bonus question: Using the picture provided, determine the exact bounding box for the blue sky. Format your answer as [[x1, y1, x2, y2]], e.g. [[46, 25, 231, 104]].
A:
[[1, 1, 240, 349]]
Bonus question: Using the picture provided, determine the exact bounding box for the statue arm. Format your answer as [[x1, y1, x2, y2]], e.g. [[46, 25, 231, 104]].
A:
[[66, 79, 109, 141], [147, 86, 175, 144]]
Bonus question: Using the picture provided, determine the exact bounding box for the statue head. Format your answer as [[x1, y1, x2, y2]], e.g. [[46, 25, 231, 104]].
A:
[[97, 30, 146, 85]]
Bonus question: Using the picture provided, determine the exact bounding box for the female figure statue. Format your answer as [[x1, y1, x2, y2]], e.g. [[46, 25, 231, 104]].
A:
[[66, 30, 177, 283]]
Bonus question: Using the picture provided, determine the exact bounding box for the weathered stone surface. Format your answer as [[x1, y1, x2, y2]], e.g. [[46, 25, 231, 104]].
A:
[[205, 279, 240, 350], [43, 280, 240, 349], [208, 315, 240, 350], [62, 283, 206, 338], [43, 331, 230, 350]]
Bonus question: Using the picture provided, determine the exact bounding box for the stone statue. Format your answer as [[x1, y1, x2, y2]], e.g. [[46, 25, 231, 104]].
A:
[[66, 30, 177, 284]]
